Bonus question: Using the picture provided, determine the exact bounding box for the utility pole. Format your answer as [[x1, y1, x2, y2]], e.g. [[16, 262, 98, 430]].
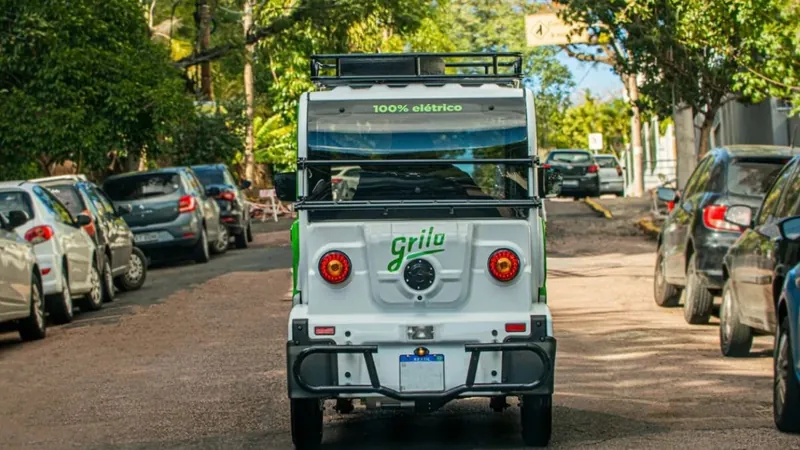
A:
[[196, 0, 213, 100], [627, 74, 645, 197], [243, 0, 260, 186]]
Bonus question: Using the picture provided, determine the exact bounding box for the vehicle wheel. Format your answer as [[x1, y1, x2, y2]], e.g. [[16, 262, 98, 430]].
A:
[[775, 316, 800, 432], [290, 398, 323, 450], [211, 226, 229, 255], [235, 226, 249, 249], [47, 269, 74, 325], [18, 275, 46, 341], [115, 247, 147, 292], [193, 228, 210, 264], [654, 249, 682, 307], [683, 254, 713, 324], [81, 260, 103, 312], [101, 258, 115, 303], [246, 221, 253, 242], [520, 394, 552, 447], [719, 279, 753, 357]]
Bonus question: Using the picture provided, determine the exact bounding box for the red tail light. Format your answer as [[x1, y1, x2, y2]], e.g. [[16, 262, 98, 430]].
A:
[[319, 251, 352, 284], [667, 200, 675, 212], [178, 195, 196, 213], [703, 205, 741, 232], [314, 326, 336, 336], [218, 191, 235, 201], [587, 164, 599, 174], [25, 225, 54, 245], [81, 209, 96, 236], [488, 248, 521, 282], [331, 177, 342, 184], [505, 323, 527, 333], [542, 164, 551, 169]]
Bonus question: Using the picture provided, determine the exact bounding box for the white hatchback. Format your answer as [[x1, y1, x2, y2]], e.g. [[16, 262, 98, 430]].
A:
[[0, 181, 101, 324]]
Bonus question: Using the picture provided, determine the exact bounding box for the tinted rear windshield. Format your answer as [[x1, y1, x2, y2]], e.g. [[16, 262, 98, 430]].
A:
[[194, 169, 225, 186], [547, 152, 592, 163], [595, 156, 618, 168], [0, 190, 34, 220], [104, 173, 182, 201], [728, 159, 788, 197], [43, 184, 85, 216], [307, 98, 529, 220]]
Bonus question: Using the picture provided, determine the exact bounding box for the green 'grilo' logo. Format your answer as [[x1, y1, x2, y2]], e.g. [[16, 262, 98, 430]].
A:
[[388, 227, 446, 272]]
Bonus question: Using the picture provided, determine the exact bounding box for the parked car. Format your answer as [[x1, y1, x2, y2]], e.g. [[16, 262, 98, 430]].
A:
[[102, 167, 227, 263], [0, 212, 46, 341], [653, 145, 793, 325], [594, 153, 625, 196], [190, 164, 253, 249], [543, 149, 600, 198], [33, 175, 147, 297], [331, 165, 361, 201], [719, 155, 800, 356], [0, 181, 101, 324], [775, 254, 800, 433]]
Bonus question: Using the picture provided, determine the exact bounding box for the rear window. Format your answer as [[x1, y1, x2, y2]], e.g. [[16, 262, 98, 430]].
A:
[[194, 169, 225, 186], [595, 156, 618, 168], [0, 191, 34, 221], [548, 152, 592, 163], [727, 159, 788, 197], [43, 184, 85, 216], [103, 173, 182, 201]]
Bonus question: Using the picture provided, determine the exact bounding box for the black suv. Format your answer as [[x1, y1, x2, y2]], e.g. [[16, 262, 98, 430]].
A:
[[191, 164, 253, 249], [33, 175, 147, 300], [654, 146, 793, 324], [543, 149, 600, 198]]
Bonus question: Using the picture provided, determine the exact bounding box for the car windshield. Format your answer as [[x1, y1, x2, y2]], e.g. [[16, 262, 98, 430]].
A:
[[307, 97, 529, 220], [548, 152, 592, 163], [194, 169, 226, 186], [42, 184, 85, 216], [0, 190, 34, 222], [103, 173, 181, 201], [728, 159, 788, 197], [595, 156, 617, 168]]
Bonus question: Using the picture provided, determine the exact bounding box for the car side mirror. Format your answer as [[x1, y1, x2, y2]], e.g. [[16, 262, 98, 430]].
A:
[[75, 213, 92, 227], [240, 180, 252, 190], [656, 187, 677, 203], [273, 172, 297, 202], [778, 216, 800, 241], [205, 186, 221, 197], [724, 205, 753, 229], [117, 205, 132, 216], [6, 210, 30, 229], [537, 166, 563, 197]]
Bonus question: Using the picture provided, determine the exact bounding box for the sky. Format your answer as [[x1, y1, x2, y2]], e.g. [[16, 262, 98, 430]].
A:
[[556, 50, 625, 104]]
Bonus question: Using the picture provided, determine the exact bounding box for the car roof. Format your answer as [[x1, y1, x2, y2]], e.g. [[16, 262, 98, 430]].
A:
[[549, 149, 592, 154], [103, 167, 188, 181], [191, 164, 227, 171], [30, 174, 89, 183], [716, 145, 800, 158]]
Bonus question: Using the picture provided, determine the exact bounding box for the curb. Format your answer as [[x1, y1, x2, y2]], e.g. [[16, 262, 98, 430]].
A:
[[583, 198, 613, 219], [635, 217, 661, 239]]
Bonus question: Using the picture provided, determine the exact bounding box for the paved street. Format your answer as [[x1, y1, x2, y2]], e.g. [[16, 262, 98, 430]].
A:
[[1, 200, 799, 449]]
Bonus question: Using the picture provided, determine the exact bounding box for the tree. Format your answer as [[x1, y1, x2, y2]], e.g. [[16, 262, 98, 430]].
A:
[[550, 91, 630, 155]]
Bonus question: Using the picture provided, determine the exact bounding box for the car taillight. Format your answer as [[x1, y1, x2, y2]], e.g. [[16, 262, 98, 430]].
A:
[[81, 209, 96, 236], [488, 248, 521, 282], [314, 326, 336, 336], [178, 195, 196, 213], [25, 225, 54, 245], [332, 177, 342, 184], [319, 251, 352, 284], [505, 323, 527, 333], [703, 205, 741, 232], [542, 164, 551, 169], [218, 191, 235, 201], [588, 164, 599, 174]]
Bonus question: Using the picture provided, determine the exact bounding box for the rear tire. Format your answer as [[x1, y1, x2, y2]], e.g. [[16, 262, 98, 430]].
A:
[[47, 269, 73, 325], [520, 394, 552, 447], [775, 316, 800, 432], [81, 259, 103, 312], [683, 255, 713, 324], [18, 275, 46, 341], [211, 226, 229, 255], [290, 398, 323, 450], [101, 258, 115, 303], [115, 247, 147, 292], [654, 249, 682, 307], [246, 221, 253, 242], [719, 280, 753, 357], [235, 227, 249, 249], [193, 228, 210, 264]]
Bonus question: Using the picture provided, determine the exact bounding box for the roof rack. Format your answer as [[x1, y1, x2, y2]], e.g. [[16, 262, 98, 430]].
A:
[[310, 52, 523, 88]]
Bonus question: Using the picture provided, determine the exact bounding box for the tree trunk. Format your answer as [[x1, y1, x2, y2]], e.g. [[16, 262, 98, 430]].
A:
[[197, 0, 213, 100], [242, 0, 266, 187], [627, 75, 645, 197], [697, 110, 716, 159]]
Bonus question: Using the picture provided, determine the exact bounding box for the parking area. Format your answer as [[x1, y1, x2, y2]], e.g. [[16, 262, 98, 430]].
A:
[[0, 200, 798, 449]]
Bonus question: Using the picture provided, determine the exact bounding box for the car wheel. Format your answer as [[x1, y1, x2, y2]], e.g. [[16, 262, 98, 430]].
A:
[[18, 275, 46, 341], [654, 248, 682, 307], [81, 260, 103, 312], [47, 269, 74, 325], [193, 228, 210, 263], [775, 316, 800, 432], [290, 398, 323, 450], [101, 258, 115, 303], [211, 226, 229, 255], [683, 254, 713, 324], [719, 279, 753, 357], [115, 247, 147, 292], [246, 221, 253, 242], [235, 225, 249, 249], [520, 394, 552, 447]]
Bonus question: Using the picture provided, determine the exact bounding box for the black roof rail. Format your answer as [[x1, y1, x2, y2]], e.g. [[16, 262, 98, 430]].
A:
[[310, 52, 523, 88]]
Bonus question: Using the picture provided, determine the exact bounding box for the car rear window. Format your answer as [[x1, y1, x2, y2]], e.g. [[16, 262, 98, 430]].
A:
[[728, 159, 788, 197], [548, 152, 592, 163], [103, 173, 182, 201], [595, 157, 618, 168], [0, 190, 34, 220], [194, 169, 225, 186], [43, 184, 85, 216]]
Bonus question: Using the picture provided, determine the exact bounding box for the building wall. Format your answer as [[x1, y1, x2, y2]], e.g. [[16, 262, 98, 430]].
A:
[[708, 97, 793, 148]]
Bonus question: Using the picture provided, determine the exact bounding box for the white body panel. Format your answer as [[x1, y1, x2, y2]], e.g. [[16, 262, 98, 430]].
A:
[[0, 224, 36, 321]]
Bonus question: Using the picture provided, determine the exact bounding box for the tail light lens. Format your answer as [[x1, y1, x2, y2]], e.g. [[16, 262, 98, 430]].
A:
[[319, 251, 352, 284], [505, 323, 527, 333], [331, 177, 342, 184], [488, 248, 521, 282], [703, 205, 741, 232], [542, 164, 551, 169], [81, 209, 96, 236], [587, 164, 599, 174], [178, 195, 196, 213], [25, 225, 54, 245], [218, 191, 235, 201], [314, 326, 336, 336]]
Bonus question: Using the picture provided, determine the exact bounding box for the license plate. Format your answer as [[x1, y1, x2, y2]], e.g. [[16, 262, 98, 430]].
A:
[[134, 232, 159, 243], [399, 354, 445, 392], [562, 180, 579, 187]]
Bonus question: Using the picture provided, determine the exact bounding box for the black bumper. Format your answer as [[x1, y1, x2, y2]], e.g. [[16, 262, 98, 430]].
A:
[[220, 213, 245, 234], [694, 231, 739, 290], [286, 317, 557, 403]]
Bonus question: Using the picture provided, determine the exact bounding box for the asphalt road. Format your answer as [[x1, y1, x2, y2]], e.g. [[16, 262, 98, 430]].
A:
[[1, 202, 800, 449]]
